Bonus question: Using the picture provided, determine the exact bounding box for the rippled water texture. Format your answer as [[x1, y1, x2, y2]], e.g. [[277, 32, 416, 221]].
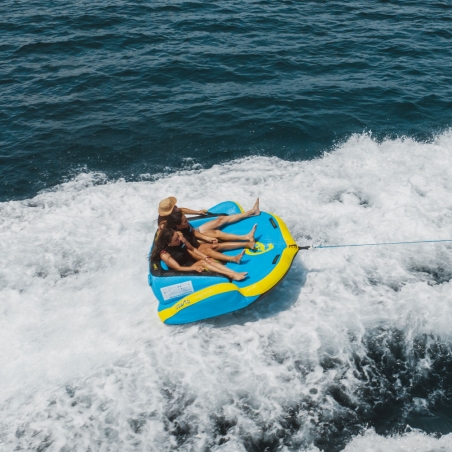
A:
[[1, 0, 452, 200]]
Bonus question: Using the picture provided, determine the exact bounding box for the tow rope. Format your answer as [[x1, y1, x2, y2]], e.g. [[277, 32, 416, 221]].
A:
[[298, 239, 452, 250]]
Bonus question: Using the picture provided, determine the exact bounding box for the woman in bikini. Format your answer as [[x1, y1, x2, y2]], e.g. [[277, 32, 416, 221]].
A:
[[163, 207, 257, 263], [158, 196, 260, 243], [151, 228, 248, 281]]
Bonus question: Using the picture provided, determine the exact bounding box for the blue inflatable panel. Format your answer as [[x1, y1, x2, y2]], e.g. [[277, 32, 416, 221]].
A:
[[148, 201, 299, 324]]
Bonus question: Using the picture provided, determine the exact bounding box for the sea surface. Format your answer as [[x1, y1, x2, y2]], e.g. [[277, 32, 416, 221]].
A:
[[1, 1, 452, 451]]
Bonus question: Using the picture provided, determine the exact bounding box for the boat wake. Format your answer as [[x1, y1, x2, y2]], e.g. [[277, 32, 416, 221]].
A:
[[1, 131, 452, 451]]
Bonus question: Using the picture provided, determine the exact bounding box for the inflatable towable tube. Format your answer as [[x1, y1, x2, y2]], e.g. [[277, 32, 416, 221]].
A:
[[148, 201, 299, 324]]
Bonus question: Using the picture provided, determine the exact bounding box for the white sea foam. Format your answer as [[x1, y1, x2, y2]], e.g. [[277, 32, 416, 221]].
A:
[[340, 429, 452, 452], [1, 132, 452, 451]]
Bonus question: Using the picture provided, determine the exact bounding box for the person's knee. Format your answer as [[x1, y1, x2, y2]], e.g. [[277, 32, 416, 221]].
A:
[[210, 218, 226, 229], [217, 216, 229, 227]]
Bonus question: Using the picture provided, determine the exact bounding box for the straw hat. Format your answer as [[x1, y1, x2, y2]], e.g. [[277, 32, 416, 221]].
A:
[[158, 196, 177, 216]]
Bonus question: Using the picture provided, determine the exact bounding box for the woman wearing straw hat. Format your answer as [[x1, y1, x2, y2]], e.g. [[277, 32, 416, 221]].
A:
[[157, 196, 260, 243], [158, 196, 208, 219]]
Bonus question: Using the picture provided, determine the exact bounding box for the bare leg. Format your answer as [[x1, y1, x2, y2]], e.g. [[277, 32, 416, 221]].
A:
[[202, 224, 257, 242], [200, 240, 254, 253], [201, 260, 247, 281], [187, 252, 247, 280], [198, 246, 245, 263], [198, 198, 260, 233]]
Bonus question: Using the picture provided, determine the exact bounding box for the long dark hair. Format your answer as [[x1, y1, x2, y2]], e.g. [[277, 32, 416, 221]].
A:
[[151, 228, 176, 262], [165, 208, 183, 229]]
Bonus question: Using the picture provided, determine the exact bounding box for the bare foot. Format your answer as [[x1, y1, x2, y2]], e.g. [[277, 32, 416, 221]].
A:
[[245, 224, 257, 241], [233, 250, 245, 264], [246, 240, 255, 250], [232, 272, 248, 281], [250, 198, 260, 216]]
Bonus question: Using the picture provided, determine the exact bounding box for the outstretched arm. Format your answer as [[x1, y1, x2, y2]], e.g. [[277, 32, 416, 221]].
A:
[[194, 230, 218, 244], [180, 207, 208, 215], [181, 236, 210, 260], [161, 245, 247, 281], [160, 252, 205, 273]]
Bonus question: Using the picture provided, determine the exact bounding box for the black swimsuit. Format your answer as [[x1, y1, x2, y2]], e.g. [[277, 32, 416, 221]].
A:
[[181, 224, 200, 248], [161, 242, 195, 267]]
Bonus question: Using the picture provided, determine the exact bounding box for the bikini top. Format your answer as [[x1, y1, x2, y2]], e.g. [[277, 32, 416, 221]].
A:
[[161, 242, 192, 266], [181, 224, 200, 249]]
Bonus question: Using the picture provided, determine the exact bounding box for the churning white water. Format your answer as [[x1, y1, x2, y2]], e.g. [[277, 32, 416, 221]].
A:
[[1, 132, 452, 451]]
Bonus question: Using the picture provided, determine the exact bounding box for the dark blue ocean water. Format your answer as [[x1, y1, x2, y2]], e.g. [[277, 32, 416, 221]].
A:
[[2, 2, 452, 451], [2, 0, 452, 202]]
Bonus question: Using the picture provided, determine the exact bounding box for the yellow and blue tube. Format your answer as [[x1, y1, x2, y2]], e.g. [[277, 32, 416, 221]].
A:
[[148, 201, 299, 324]]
